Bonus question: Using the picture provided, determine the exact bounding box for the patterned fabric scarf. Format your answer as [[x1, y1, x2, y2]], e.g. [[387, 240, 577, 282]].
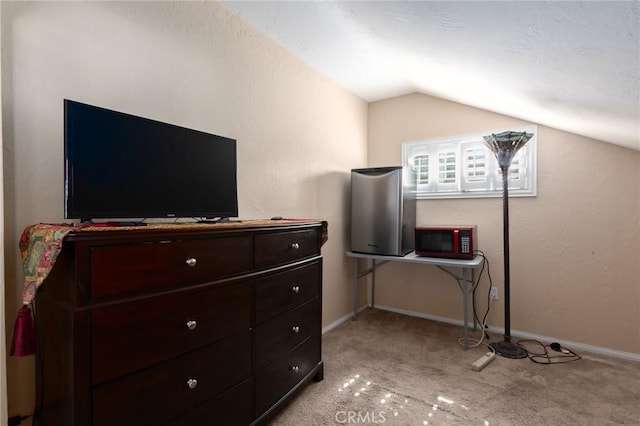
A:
[[10, 223, 76, 357], [19, 223, 76, 304]]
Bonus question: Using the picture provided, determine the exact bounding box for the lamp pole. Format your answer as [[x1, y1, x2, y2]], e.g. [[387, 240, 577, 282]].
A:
[[483, 131, 533, 359], [501, 164, 512, 344]]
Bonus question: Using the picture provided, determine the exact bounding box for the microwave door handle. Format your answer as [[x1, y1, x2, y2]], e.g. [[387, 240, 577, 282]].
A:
[[453, 229, 459, 255]]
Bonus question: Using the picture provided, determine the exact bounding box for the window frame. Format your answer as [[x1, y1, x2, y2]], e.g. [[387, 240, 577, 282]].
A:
[[402, 125, 538, 199]]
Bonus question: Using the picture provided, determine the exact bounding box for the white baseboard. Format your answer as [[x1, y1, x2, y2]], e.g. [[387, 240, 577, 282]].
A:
[[327, 304, 640, 363], [322, 304, 368, 335]]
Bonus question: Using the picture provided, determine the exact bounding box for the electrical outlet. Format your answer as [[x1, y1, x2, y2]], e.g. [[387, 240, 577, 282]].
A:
[[490, 287, 498, 301]]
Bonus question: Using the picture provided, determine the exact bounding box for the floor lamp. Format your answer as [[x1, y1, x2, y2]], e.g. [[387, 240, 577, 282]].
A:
[[483, 130, 533, 359]]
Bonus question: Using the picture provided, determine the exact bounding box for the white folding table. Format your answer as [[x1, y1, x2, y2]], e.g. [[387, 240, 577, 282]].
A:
[[345, 251, 485, 350]]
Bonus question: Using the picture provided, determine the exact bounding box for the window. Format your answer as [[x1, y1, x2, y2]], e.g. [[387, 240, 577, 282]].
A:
[[402, 125, 537, 199], [438, 151, 456, 183], [413, 154, 429, 184], [464, 147, 486, 182]]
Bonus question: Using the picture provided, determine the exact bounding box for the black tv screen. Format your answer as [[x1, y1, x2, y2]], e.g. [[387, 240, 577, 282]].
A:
[[64, 99, 238, 221]]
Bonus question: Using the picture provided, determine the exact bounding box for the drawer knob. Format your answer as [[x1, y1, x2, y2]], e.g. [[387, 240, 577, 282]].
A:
[[290, 366, 299, 373], [292, 286, 300, 294], [187, 378, 198, 389], [186, 320, 197, 330], [290, 242, 300, 250], [185, 258, 197, 267], [292, 326, 300, 333]]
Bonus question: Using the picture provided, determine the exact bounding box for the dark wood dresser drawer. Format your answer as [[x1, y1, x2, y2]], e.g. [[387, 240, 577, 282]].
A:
[[255, 229, 319, 269], [255, 261, 321, 324], [92, 331, 251, 426], [254, 298, 320, 372], [254, 335, 321, 418], [92, 281, 251, 384], [164, 378, 253, 426], [90, 234, 253, 299]]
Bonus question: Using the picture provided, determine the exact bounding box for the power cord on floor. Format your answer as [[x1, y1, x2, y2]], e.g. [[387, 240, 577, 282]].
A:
[[456, 251, 582, 366], [516, 339, 582, 364]]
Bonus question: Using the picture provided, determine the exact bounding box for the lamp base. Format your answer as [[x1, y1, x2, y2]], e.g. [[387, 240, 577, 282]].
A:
[[489, 340, 528, 359]]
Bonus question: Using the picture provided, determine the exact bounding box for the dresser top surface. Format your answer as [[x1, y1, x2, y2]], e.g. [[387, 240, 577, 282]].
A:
[[65, 219, 325, 241]]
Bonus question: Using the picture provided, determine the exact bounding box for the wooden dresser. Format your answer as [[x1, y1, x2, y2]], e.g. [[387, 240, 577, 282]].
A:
[[33, 220, 325, 425]]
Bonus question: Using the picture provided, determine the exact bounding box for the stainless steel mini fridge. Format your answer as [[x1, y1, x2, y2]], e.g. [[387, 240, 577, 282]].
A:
[[350, 166, 416, 256]]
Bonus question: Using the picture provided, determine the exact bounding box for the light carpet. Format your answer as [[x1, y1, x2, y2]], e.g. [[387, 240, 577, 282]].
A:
[[268, 308, 640, 425]]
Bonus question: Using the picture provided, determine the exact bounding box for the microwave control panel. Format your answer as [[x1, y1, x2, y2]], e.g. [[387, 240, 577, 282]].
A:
[[459, 230, 471, 254]]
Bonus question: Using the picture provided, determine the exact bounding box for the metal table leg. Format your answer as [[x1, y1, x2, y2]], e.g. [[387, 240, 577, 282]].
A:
[[471, 268, 478, 331], [352, 259, 358, 320], [462, 267, 469, 350], [371, 259, 376, 308]]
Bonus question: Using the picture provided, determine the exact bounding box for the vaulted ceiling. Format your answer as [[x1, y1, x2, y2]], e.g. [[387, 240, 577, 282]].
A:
[[223, 1, 640, 151]]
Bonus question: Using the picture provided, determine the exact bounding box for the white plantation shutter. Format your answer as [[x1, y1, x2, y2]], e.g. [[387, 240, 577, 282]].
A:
[[461, 141, 490, 192], [402, 125, 537, 199], [413, 154, 429, 185], [436, 148, 457, 192]]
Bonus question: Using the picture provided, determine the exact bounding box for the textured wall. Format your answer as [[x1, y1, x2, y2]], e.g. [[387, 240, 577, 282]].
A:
[[1, 1, 367, 418], [368, 93, 640, 355]]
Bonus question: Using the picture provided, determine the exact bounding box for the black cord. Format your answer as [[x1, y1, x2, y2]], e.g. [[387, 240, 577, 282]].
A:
[[471, 256, 484, 325], [516, 339, 582, 364], [472, 250, 493, 339], [470, 252, 582, 365], [481, 252, 494, 330]]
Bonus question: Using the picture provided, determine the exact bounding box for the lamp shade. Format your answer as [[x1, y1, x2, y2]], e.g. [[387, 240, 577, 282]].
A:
[[483, 131, 533, 170]]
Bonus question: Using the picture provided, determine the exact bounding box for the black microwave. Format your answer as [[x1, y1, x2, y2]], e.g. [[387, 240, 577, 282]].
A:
[[415, 226, 477, 260]]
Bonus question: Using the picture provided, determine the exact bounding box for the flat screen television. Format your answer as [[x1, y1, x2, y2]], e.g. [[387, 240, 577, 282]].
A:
[[64, 99, 238, 222]]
